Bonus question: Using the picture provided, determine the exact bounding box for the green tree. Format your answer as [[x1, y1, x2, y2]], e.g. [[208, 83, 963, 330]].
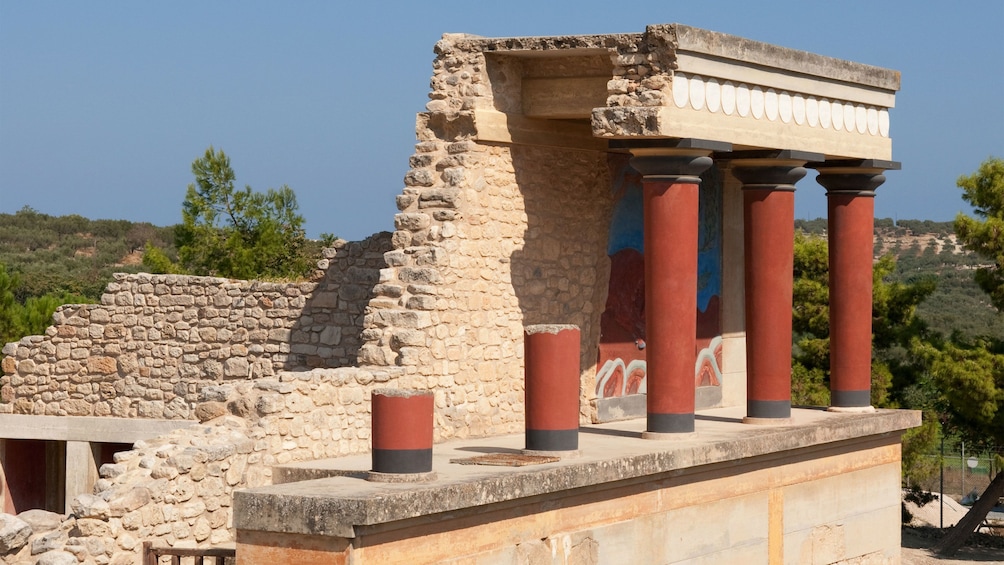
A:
[[0, 262, 90, 346], [931, 157, 1004, 555], [160, 147, 314, 280], [791, 233, 940, 486], [954, 157, 1004, 310], [791, 233, 935, 408]]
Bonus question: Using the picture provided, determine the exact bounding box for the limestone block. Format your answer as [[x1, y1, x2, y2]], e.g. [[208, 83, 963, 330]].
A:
[[74, 517, 112, 537], [404, 169, 435, 187], [0, 514, 31, 553], [195, 402, 227, 422], [34, 550, 78, 565], [224, 358, 250, 378], [395, 213, 432, 231], [85, 357, 116, 375], [16, 509, 62, 535], [399, 267, 442, 285], [31, 529, 68, 555], [71, 494, 110, 519]]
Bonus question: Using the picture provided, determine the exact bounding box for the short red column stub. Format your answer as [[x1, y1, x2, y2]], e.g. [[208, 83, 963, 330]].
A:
[[524, 324, 580, 452], [371, 389, 434, 476], [371, 389, 434, 450]]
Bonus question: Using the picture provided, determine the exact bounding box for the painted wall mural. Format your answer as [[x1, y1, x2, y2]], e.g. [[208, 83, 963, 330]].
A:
[[596, 155, 723, 398]]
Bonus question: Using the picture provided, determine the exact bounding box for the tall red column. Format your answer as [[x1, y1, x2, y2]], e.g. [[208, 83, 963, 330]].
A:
[[813, 160, 899, 411], [629, 144, 720, 435], [731, 151, 820, 422]]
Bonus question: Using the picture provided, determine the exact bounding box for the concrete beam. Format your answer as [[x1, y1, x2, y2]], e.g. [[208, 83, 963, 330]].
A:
[[0, 414, 196, 443]]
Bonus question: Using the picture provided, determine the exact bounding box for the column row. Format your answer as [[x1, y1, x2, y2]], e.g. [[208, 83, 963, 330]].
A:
[[626, 140, 899, 435]]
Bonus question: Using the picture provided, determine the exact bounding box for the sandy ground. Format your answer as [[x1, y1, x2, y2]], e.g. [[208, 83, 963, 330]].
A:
[[902, 527, 1003, 564], [902, 490, 1004, 564]]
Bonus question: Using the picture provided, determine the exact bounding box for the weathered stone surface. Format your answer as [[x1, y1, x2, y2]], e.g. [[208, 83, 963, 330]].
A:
[[108, 487, 151, 517], [74, 517, 112, 537], [35, 550, 78, 565], [71, 494, 110, 520], [16, 509, 63, 534], [195, 402, 228, 423], [31, 529, 68, 555], [0, 513, 31, 553]]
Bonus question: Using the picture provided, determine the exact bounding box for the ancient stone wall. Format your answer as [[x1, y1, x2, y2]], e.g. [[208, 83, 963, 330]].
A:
[[352, 34, 617, 434], [0, 233, 391, 418], [1, 367, 402, 564]]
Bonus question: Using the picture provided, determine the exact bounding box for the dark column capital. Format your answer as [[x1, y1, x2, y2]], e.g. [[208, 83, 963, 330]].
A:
[[730, 159, 814, 193], [811, 159, 901, 196], [629, 149, 715, 184]]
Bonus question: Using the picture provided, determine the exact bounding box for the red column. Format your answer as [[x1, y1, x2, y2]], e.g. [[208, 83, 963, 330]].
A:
[[732, 156, 816, 422], [630, 148, 715, 435], [524, 325, 580, 453], [813, 161, 896, 410], [370, 389, 434, 478]]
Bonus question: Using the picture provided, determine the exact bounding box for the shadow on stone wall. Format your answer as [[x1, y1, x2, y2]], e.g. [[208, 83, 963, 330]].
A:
[[285, 231, 392, 370], [507, 144, 614, 385]]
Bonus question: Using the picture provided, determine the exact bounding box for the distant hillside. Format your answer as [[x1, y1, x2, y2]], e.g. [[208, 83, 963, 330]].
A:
[[2, 210, 999, 341], [0, 207, 176, 301], [796, 218, 1003, 340]]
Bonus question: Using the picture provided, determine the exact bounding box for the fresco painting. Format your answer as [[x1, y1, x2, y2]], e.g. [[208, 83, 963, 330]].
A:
[[596, 156, 723, 398]]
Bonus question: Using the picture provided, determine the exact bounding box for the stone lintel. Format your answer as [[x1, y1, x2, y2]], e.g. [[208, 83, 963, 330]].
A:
[[811, 159, 902, 171], [233, 408, 919, 539], [450, 25, 900, 94], [0, 414, 195, 443], [718, 149, 825, 163], [671, 24, 901, 93], [609, 138, 732, 153]]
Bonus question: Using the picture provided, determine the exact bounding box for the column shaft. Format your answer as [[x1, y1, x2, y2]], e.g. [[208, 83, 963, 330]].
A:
[[732, 157, 814, 422], [828, 193, 875, 406], [743, 187, 796, 419], [630, 149, 716, 435], [645, 178, 700, 431], [813, 160, 896, 411]]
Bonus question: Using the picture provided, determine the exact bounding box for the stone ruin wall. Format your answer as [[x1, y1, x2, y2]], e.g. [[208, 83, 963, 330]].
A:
[[360, 33, 636, 435], [1, 367, 398, 564], [0, 233, 391, 419]]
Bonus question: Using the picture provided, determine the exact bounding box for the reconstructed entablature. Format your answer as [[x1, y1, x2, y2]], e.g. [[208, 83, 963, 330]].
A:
[[444, 23, 898, 159]]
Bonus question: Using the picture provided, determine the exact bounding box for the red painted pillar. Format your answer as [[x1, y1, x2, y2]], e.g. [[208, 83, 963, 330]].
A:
[[813, 160, 898, 411], [630, 146, 718, 435], [370, 389, 434, 478], [524, 324, 580, 453], [732, 152, 819, 422]]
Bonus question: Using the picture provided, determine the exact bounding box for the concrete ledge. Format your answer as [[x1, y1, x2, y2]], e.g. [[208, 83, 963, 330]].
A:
[[235, 407, 919, 539], [0, 414, 196, 443]]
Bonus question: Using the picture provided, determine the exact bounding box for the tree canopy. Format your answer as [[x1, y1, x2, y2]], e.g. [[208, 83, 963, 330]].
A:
[[954, 156, 1004, 310], [150, 147, 317, 280]]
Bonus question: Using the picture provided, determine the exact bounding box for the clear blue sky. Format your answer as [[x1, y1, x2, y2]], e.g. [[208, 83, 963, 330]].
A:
[[1, 1, 1002, 240]]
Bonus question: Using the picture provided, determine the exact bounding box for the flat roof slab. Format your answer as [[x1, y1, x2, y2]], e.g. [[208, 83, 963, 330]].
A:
[[234, 406, 919, 539]]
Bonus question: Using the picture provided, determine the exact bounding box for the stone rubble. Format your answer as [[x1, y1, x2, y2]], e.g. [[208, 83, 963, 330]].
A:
[[1, 366, 403, 564]]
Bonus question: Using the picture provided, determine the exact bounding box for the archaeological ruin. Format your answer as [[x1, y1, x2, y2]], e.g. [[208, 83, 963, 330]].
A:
[[2, 23, 919, 564]]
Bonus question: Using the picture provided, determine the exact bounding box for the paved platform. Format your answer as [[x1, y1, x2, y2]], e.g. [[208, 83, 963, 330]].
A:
[[234, 406, 920, 538]]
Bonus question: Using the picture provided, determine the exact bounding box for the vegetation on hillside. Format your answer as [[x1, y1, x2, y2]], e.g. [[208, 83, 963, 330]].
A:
[[0, 206, 174, 303]]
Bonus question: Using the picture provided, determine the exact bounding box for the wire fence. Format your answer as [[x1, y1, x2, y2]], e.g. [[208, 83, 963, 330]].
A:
[[910, 444, 1002, 500]]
